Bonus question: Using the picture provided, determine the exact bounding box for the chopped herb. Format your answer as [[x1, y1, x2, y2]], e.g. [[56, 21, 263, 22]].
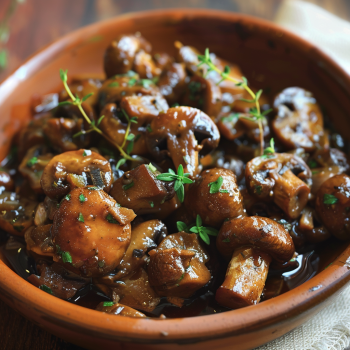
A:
[[255, 185, 262, 195], [156, 164, 194, 203], [106, 213, 118, 224], [222, 238, 230, 243], [108, 82, 120, 88], [308, 159, 318, 169], [149, 201, 154, 208], [123, 181, 134, 191], [323, 193, 338, 205], [79, 194, 86, 203], [171, 103, 180, 107], [221, 113, 239, 123], [56, 245, 62, 255], [189, 215, 218, 245], [13, 225, 24, 232], [188, 81, 202, 100], [312, 170, 320, 175], [98, 260, 105, 268], [116, 158, 126, 170], [26, 157, 38, 167], [62, 251, 73, 264], [208, 176, 228, 194], [82, 150, 92, 157], [82, 93, 94, 102], [58, 194, 71, 208], [78, 213, 85, 222], [148, 163, 157, 173], [128, 78, 137, 87], [103, 301, 114, 307], [146, 124, 152, 133], [140, 79, 153, 88], [261, 138, 275, 159], [39, 285, 53, 295]]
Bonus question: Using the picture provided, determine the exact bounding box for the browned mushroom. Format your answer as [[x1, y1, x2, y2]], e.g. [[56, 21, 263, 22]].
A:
[[146, 107, 220, 176], [245, 153, 312, 219], [158, 62, 187, 105], [96, 268, 160, 313], [272, 87, 325, 151], [0, 190, 37, 236], [181, 75, 222, 117], [41, 149, 113, 200], [28, 261, 88, 300], [184, 168, 245, 228], [103, 34, 152, 78], [134, 49, 162, 79], [52, 186, 136, 277], [216, 216, 294, 308], [110, 164, 177, 217], [18, 146, 53, 193], [25, 224, 54, 256], [96, 301, 146, 318], [315, 174, 350, 240], [0, 170, 14, 191], [148, 231, 211, 298]]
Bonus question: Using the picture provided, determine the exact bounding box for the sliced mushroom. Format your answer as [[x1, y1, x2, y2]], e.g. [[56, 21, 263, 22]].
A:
[[28, 261, 88, 300], [184, 168, 245, 228], [315, 174, 350, 240], [0, 190, 37, 236], [18, 146, 53, 193], [25, 224, 54, 256], [41, 149, 113, 200], [245, 153, 312, 219], [110, 164, 177, 216], [148, 231, 211, 298], [272, 87, 324, 151], [104, 34, 152, 78], [96, 301, 146, 318], [215, 216, 294, 308], [158, 62, 187, 105], [146, 107, 220, 176], [52, 187, 136, 277]]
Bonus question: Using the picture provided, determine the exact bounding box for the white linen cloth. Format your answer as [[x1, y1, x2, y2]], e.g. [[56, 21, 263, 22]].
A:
[[256, 1, 350, 349]]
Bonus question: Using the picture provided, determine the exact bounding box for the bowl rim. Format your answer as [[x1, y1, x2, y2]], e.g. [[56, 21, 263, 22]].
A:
[[1, 7, 350, 344]]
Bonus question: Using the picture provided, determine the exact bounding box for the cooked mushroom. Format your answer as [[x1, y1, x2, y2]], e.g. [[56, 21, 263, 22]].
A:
[[110, 164, 177, 217], [181, 75, 222, 117], [146, 107, 220, 176], [315, 174, 350, 240], [41, 149, 113, 200], [96, 301, 146, 318], [184, 168, 245, 228], [18, 146, 53, 193], [148, 231, 211, 298], [25, 224, 54, 256], [272, 87, 325, 151], [104, 34, 152, 78], [28, 261, 88, 300], [0, 190, 37, 236], [51, 186, 136, 277], [216, 216, 294, 308], [245, 153, 312, 219]]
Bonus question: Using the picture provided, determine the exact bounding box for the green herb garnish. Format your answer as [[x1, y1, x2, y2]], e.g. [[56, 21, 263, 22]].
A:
[[156, 164, 194, 203], [189, 215, 218, 245], [323, 194, 338, 205], [79, 194, 86, 203], [122, 182, 134, 191], [62, 251, 73, 264], [103, 301, 114, 307], [255, 185, 262, 195], [108, 82, 120, 88], [26, 157, 38, 167], [208, 176, 229, 194], [78, 213, 85, 222], [222, 238, 230, 243], [39, 285, 53, 295], [149, 201, 154, 208], [106, 213, 118, 224], [148, 163, 157, 173], [261, 138, 275, 159], [98, 260, 105, 268]]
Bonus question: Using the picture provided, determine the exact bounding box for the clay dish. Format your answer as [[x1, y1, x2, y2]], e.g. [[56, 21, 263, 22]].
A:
[[1, 9, 350, 350]]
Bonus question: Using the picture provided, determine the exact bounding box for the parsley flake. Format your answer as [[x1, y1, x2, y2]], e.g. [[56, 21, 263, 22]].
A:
[[123, 182, 134, 191], [208, 176, 228, 194], [62, 251, 73, 264], [39, 285, 53, 295], [78, 213, 85, 222], [323, 193, 338, 205], [79, 194, 86, 203], [26, 157, 38, 167], [106, 213, 119, 224], [82, 150, 92, 157], [103, 301, 114, 307]]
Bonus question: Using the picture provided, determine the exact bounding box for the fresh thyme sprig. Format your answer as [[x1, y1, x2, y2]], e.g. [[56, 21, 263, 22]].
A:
[[156, 164, 194, 203], [197, 48, 268, 154], [261, 138, 275, 159], [58, 69, 134, 162], [177, 215, 218, 245]]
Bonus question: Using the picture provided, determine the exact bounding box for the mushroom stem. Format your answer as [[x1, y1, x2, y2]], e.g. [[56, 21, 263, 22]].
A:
[[272, 169, 310, 219], [216, 246, 271, 309]]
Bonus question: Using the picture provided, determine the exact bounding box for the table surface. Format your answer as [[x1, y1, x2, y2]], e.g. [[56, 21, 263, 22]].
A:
[[1, 0, 350, 349]]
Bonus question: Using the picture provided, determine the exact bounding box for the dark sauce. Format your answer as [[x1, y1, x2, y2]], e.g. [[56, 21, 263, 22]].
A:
[[0, 228, 345, 318]]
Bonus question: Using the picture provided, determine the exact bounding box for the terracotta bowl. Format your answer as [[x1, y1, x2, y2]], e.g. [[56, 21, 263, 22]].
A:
[[1, 9, 350, 350]]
